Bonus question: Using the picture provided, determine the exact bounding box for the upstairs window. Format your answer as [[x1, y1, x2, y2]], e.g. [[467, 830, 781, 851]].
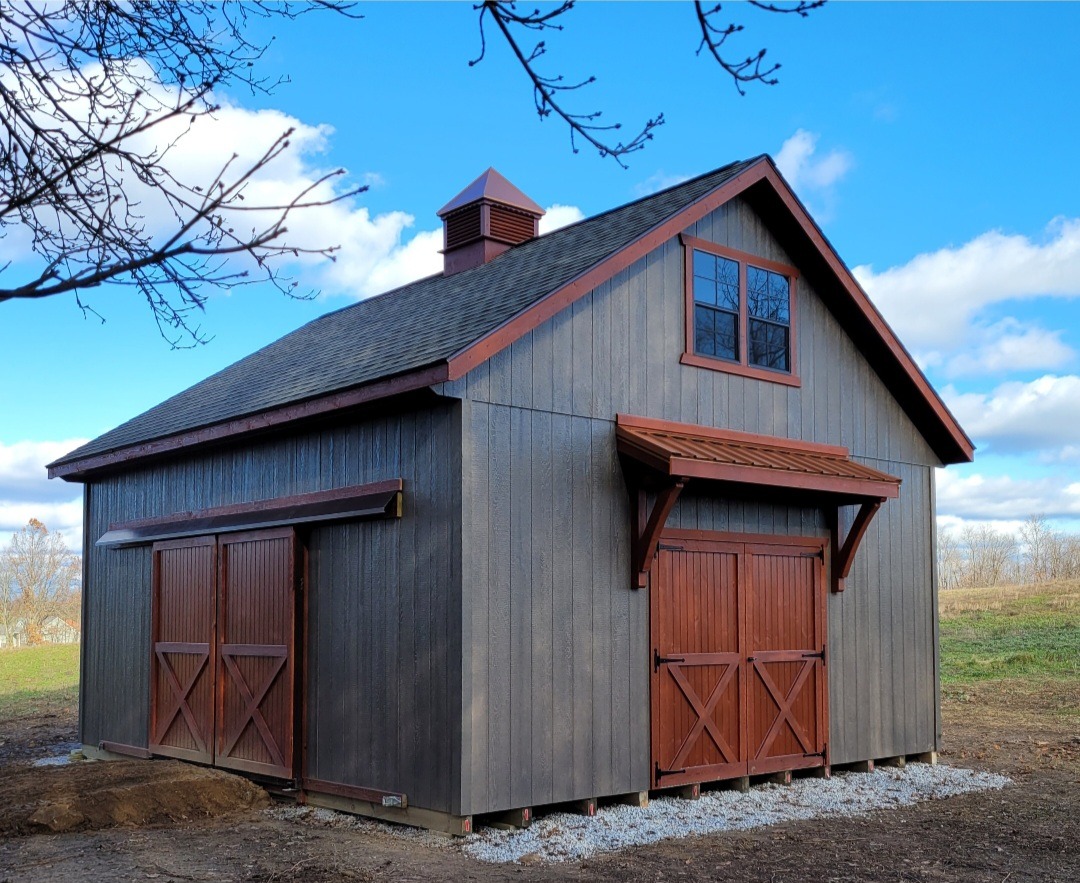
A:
[[681, 235, 799, 386]]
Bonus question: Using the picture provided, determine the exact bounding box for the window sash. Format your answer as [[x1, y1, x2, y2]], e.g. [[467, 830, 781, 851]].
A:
[[682, 236, 799, 386]]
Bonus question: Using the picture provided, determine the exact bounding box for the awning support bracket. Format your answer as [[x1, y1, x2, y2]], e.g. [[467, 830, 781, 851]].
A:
[[629, 479, 685, 589], [830, 499, 883, 593]]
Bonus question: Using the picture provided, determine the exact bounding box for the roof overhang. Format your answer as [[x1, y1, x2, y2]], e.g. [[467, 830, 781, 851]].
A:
[[96, 479, 403, 548], [616, 414, 899, 593], [615, 414, 900, 502]]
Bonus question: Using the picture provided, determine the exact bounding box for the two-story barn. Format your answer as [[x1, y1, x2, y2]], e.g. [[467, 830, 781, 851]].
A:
[[50, 156, 973, 833]]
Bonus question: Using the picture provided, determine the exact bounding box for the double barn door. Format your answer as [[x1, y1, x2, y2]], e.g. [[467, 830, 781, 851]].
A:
[[149, 528, 298, 779], [651, 532, 827, 787]]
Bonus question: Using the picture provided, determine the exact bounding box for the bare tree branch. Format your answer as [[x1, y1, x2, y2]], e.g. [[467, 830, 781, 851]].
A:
[[695, 1, 826, 96], [0, 1, 362, 346], [472, 1, 663, 169]]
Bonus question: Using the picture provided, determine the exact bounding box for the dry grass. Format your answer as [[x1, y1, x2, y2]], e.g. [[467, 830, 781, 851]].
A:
[[939, 580, 1080, 616]]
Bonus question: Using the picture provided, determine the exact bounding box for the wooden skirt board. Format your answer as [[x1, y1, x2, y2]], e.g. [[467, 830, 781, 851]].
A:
[[651, 531, 827, 788], [149, 528, 297, 779]]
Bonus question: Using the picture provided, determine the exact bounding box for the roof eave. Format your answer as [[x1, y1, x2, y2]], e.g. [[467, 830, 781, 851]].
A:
[[47, 362, 451, 482]]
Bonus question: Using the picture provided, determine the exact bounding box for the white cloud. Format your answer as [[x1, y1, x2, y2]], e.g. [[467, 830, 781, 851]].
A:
[[0, 440, 88, 503], [943, 374, 1080, 456], [0, 440, 86, 552], [329, 201, 585, 298], [854, 218, 1080, 351], [775, 129, 852, 194], [0, 60, 583, 304], [939, 319, 1075, 378], [539, 204, 585, 234], [634, 171, 691, 197], [936, 469, 1080, 523]]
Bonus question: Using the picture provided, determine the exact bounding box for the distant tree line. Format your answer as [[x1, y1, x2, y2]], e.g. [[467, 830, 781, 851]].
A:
[[0, 519, 81, 647], [937, 515, 1080, 590]]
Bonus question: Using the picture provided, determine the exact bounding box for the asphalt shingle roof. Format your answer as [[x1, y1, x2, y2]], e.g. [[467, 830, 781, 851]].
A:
[[53, 158, 758, 467]]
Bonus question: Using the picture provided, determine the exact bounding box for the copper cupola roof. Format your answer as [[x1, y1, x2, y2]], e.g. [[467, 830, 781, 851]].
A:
[[438, 168, 545, 275]]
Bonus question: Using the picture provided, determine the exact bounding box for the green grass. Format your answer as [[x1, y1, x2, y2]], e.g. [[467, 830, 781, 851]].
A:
[[0, 643, 80, 721], [939, 582, 1080, 684]]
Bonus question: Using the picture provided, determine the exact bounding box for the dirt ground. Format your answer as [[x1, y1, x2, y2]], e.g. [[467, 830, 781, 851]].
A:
[[1, 683, 1077, 883]]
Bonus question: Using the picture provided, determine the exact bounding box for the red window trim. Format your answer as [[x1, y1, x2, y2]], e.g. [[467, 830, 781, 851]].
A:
[[680, 233, 801, 388]]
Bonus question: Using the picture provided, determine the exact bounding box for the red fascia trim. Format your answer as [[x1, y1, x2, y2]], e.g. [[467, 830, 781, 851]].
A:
[[760, 169, 975, 463], [48, 365, 450, 481], [668, 458, 899, 500]]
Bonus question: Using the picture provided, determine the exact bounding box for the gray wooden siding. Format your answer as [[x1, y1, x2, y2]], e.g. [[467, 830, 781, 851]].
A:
[[448, 195, 944, 809], [459, 400, 644, 814], [82, 402, 462, 813]]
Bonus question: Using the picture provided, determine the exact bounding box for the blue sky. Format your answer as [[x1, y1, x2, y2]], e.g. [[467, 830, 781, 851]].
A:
[[2, 1, 1079, 551]]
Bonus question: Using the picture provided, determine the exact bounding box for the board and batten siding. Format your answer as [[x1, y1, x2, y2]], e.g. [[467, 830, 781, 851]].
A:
[[442, 195, 943, 811], [82, 402, 463, 813]]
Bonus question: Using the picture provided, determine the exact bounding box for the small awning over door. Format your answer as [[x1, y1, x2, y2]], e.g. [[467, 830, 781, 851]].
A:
[[615, 414, 900, 591]]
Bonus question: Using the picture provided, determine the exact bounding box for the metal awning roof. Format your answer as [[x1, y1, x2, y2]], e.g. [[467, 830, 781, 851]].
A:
[[615, 414, 900, 501]]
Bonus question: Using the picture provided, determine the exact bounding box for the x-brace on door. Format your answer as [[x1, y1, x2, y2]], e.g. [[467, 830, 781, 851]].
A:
[[150, 528, 298, 779]]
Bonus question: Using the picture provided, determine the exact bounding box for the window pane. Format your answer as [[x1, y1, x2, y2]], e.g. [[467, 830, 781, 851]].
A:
[[694, 305, 715, 356], [767, 272, 790, 322], [693, 249, 716, 281], [715, 309, 738, 361], [748, 319, 790, 371], [747, 266, 768, 318], [748, 266, 790, 322], [717, 256, 739, 311], [693, 274, 717, 305], [695, 305, 738, 361]]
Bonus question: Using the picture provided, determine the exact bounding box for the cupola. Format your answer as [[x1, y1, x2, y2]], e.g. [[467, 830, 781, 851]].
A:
[[438, 168, 544, 275]]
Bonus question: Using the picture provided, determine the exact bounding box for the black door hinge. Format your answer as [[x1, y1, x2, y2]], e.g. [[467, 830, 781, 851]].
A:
[[658, 543, 685, 551], [655, 761, 686, 781], [654, 649, 686, 671]]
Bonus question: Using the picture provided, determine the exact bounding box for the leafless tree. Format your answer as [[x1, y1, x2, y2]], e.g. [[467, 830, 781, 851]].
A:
[[0, 1, 362, 346], [472, 1, 824, 168], [959, 524, 1019, 588], [1, 519, 81, 645], [936, 527, 964, 590], [1, 1, 822, 343], [1018, 513, 1054, 583]]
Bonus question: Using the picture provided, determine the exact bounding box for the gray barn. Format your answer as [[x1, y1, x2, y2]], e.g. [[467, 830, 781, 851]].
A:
[[50, 157, 973, 833]]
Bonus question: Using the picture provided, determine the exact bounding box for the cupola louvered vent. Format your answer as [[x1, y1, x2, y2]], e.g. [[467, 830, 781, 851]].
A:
[[437, 168, 545, 275], [444, 204, 483, 250]]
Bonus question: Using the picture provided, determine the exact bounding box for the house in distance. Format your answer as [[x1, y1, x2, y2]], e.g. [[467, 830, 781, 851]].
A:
[[50, 156, 974, 834]]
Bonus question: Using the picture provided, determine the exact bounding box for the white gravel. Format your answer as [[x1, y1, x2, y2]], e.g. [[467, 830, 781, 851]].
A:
[[465, 764, 1011, 864], [269, 763, 1011, 866]]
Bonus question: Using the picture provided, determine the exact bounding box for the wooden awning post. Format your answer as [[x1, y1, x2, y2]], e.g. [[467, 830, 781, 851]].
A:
[[628, 479, 685, 589], [830, 499, 884, 593]]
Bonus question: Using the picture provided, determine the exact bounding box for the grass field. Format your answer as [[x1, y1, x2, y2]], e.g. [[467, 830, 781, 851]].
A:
[[939, 581, 1080, 687], [0, 643, 80, 721]]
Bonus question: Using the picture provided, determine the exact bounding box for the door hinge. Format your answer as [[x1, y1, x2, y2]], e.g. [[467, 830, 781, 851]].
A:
[[803, 748, 827, 759], [802, 648, 825, 661], [655, 761, 686, 781], [800, 548, 825, 560], [654, 649, 686, 671], [658, 543, 685, 552]]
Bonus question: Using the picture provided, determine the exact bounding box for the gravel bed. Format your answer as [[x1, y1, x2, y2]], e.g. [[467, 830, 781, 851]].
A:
[[270, 763, 1011, 866], [465, 764, 1011, 864]]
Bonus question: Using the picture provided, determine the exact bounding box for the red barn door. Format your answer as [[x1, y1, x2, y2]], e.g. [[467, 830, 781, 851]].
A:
[[150, 537, 217, 763], [652, 539, 744, 787], [150, 528, 297, 779], [216, 529, 297, 779], [744, 542, 826, 776], [651, 532, 826, 787]]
